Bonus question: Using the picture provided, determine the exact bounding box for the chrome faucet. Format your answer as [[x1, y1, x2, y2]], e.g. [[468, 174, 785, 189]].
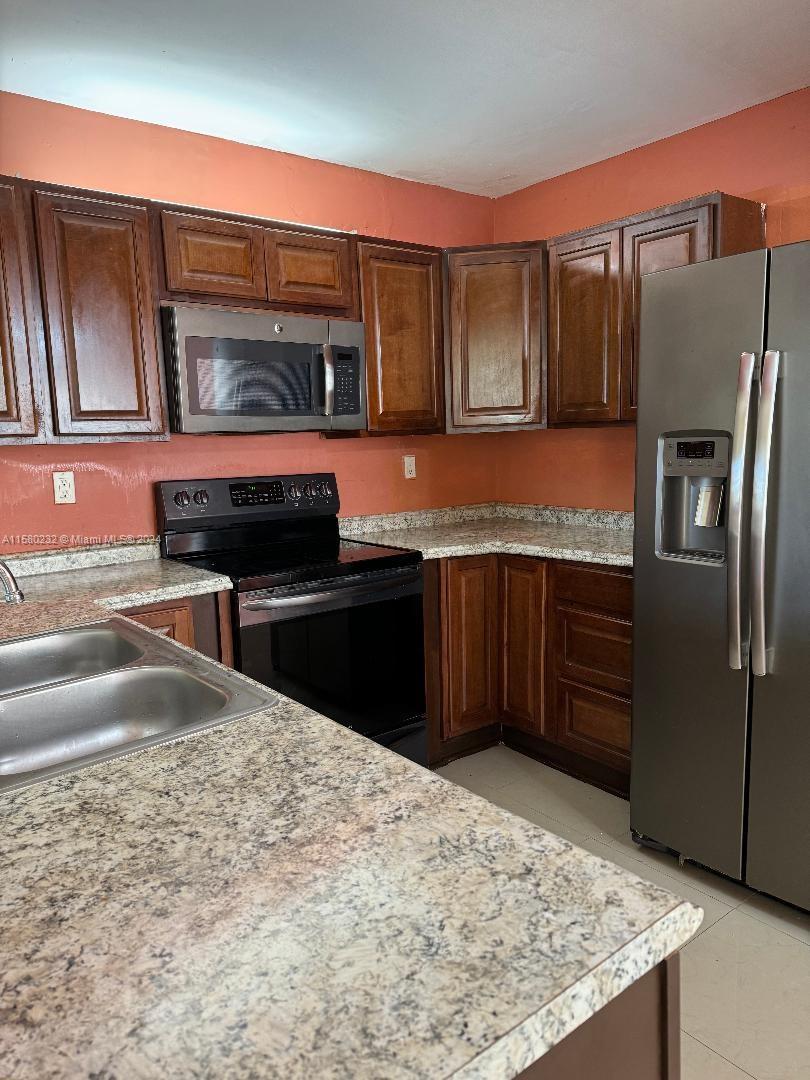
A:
[[0, 560, 24, 604]]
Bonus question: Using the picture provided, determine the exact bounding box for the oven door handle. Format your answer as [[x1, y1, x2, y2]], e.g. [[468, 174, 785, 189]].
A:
[[241, 569, 423, 622]]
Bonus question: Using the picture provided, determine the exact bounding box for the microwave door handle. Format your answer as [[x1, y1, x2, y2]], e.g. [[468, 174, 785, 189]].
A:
[[750, 349, 780, 677], [728, 351, 756, 670], [323, 344, 335, 416]]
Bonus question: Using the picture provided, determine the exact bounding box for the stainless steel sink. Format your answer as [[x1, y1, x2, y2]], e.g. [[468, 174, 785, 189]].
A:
[[0, 617, 276, 793], [0, 624, 144, 695]]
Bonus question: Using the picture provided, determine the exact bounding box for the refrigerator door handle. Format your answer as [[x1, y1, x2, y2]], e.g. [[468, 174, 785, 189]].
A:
[[728, 351, 756, 670], [750, 349, 780, 676]]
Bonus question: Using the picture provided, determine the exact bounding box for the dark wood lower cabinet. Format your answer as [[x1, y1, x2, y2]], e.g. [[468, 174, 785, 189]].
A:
[[516, 956, 680, 1080], [121, 591, 233, 667], [499, 555, 547, 735], [427, 555, 633, 795], [443, 555, 499, 739]]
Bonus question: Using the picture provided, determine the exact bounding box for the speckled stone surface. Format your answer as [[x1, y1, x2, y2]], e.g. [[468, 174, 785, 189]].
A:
[[343, 517, 634, 567], [1, 689, 700, 1080], [340, 502, 634, 535], [13, 558, 232, 610], [0, 599, 106, 642], [6, 539, 161, 577]]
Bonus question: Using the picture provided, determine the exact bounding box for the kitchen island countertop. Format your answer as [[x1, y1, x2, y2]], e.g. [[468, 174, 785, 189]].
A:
[[1, 605, 697, 1080]]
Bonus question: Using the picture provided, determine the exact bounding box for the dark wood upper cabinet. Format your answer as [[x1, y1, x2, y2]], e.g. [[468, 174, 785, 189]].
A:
[[548, 229, 621, 425], [443, 555, 498, 740], [548, 193, 763, 427], [448, 246, 544, 430], [499, 555, 547, 735], [162, 211, 267, 300], [358, 243, 444, 434], [0, 182, 38, 438], [266, 229, 356, 313], [621, 206, 711, 420], [35, 191, 165, 436]]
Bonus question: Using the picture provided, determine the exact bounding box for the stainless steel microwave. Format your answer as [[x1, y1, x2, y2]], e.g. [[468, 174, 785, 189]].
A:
[[162, 304, 366, 434]]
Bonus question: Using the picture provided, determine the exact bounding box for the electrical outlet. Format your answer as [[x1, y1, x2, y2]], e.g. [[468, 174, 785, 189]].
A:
[[402, 454, 417, 480], [53, 471, 76, 505]]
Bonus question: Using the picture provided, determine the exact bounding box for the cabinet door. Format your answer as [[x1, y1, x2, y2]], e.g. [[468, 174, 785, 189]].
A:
[[359, 243, 444, 433], [0, 182, 38, 438], [162, 211, 267, 300], [266, 229, 356, 312], [443, 556, 498, 739], [125, 601, 195, 648], [499, 555, 547, 734], [449, 248, 543, 428], [548, 229, 621, 424], [621, 206, 711, 420], [35, 192, 165, 436]]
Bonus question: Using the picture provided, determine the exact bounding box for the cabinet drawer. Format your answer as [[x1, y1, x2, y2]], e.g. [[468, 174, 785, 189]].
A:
[[554, 678, 631, 770], [556, 606, 631, 695], [266, 230, 356, 312], [552, 562, 632, 619], [162, 211, 267, 299]]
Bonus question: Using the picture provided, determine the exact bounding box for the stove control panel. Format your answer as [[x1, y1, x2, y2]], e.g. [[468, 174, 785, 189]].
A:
[[157, 473, 340, 531]]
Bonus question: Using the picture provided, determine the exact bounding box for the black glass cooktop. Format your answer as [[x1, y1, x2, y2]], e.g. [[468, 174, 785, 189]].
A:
[[176, 537, 421, 592]]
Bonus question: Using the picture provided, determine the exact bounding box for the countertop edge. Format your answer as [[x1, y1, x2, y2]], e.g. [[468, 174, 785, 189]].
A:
[[453, 900, 702, 1080], [366, 539, 633, 568], [98, 574, 234, 610]]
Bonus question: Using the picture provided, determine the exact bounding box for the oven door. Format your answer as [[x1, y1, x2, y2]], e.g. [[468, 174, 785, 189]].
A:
[[236, 566, 427, 764], [165, 306, 334, 433]]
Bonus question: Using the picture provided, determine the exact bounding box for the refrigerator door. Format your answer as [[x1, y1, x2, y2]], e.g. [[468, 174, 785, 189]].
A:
[[631, 250, 767, 879], [746, 240, 810, 910]]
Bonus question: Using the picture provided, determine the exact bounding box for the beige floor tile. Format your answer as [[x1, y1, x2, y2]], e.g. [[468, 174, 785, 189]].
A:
[[681, 907, 810, 1080], [681, 1033, 756, 1079], [737, 891, 810, 948], [443, 747, 630, 841]]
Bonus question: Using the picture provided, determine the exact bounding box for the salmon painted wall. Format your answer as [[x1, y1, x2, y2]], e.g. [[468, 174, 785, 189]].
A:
[[494, 88, 810, 512], [0, 92, 494, 553]]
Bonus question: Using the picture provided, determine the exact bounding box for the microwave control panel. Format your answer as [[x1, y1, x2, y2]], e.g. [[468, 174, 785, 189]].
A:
[[333, 349, 362, 416]]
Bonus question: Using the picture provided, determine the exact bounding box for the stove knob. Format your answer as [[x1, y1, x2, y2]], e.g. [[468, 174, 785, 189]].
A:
[[173, 490, 191, 508], [193, 489, 210, 506], [287, 482, 301, 500], [316, 481, 332, 498], [302, 482, 315, 499]]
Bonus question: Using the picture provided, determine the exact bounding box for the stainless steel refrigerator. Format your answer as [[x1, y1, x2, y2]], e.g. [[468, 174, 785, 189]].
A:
[[631, 240, 810, 912]]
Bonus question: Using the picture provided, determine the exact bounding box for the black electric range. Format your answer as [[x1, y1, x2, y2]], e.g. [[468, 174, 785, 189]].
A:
[[156, 473, 427, 764]]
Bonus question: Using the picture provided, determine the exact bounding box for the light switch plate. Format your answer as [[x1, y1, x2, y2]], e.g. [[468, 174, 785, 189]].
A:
[[402, 454, 416, 480], [53, 471, 76, 504]]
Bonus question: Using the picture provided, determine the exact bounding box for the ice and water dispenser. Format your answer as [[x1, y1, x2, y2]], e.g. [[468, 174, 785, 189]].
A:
[[656, 435, 730, 562]]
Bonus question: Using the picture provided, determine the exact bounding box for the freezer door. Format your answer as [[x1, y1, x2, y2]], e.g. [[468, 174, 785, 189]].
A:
[[746, 240, 810, 910], [631, 250, 767, 879]]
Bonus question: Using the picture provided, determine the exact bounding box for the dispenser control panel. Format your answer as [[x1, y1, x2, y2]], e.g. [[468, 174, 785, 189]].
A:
[[663, 435, 729, 477]]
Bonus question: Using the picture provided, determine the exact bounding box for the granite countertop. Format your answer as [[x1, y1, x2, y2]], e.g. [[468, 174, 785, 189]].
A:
[[1, 610, 698, 1079], [13, 557, 232, 610], [342, 516, 634, 567]]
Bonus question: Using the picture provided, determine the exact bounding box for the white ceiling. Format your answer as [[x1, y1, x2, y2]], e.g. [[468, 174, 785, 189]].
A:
[[1, 0, 808, 196]]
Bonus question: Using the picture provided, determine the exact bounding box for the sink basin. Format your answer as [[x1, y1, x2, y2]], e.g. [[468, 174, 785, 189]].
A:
[[0, 667, 228, 778], [0, 617, 277, 792], [0, 625, 144, 696]]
